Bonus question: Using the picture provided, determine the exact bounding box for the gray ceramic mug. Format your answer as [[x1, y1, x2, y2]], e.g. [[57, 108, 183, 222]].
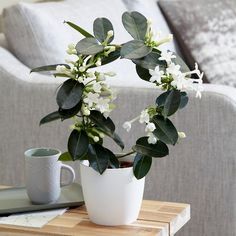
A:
[[25, 148, 75, 204]]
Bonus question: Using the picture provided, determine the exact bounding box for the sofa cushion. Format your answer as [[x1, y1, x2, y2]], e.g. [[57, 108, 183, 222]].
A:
[[159, 0, 236, 87], [2, 0, 130, 69]]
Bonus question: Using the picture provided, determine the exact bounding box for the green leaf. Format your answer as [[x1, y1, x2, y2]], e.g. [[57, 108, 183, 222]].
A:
[[64, 21, 93, 38], [133, 153, 152, 179], [101, 49, 120, 65], [58, 152, 73, 161], [163, 90, 181, 117], [89, 111, 125, 149], [76, 38, 104, 55], [93, 17, 114, 43], [109, 132, 125, 150], [120, 40, 152, 59], [58, 101, 82, 120], [133, 137, 169, 157], [179, 92, 189, 109], [107, 149, 120, 168], [172, 53, 190, 73], [40, 111, 61, 126], [122, 11, 147, 40], [156, 91, 170, 107], [88, 144, 109, 174], [30, 64, 70, 73], [152, 115, 178, 145], [89, 110, 115, 134], [132, 51, 166, 70], [53, 73, 71, 78], [56, 79, 84, 110], [136, 65, 151, 81], [68, 130, 89, 161]]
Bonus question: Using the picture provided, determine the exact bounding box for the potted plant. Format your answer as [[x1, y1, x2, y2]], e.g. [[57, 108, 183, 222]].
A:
[[31, 11, 203, 226]]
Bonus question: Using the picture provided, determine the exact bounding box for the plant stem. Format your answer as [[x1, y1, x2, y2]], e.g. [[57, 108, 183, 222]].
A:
[[116, 150, 136, 158]]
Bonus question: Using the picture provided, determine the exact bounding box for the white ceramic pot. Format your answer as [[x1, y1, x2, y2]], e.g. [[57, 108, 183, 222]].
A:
[[80, 160, 145, 226]]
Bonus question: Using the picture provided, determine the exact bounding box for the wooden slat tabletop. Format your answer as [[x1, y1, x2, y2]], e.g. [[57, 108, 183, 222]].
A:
[[0, 186, 190, 236]]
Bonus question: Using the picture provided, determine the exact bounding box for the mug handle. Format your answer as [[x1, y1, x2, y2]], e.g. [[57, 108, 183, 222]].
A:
[[60, 163, 75, 187]]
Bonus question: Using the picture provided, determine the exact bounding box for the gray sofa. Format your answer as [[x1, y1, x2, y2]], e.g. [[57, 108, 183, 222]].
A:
[[0, 0, 235, 235]]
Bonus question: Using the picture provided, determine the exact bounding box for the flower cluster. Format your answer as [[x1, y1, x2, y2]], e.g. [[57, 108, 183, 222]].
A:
[[55, 43, 117, 143], [149, 51, 204, 98]]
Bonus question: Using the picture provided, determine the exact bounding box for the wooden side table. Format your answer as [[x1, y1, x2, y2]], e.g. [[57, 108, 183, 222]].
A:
[[0, 186, 190, 236]]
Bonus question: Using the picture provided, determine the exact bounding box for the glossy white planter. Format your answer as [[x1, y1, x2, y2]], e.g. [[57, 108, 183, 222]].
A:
[[80, 160, 145, 226]]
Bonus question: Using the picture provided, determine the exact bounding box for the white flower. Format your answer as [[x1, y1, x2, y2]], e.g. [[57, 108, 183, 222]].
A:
[[97, 73, 106, 81], [147, 133, 157, 144], [145, 122, 156, 132], [84, 92, 99, 107], [56, 65, 67, 73], [95, 58, 102, 67], [107, 30, 114, 37], [149, 66, 164, 83], [79, 66, 86, 72], [166, 63, 181, 76], [178, 132, 186, 138], [66, 43, 77, 55], [139, 110, 150, 124], [92, 82, 102, 93], [82, 105, 90, 116], [171, 73, 189, 90], [123, 121, 132, 132], [159, 51, 176, 63], [95, 98, 110, 113], [93, 136, 100, 142]]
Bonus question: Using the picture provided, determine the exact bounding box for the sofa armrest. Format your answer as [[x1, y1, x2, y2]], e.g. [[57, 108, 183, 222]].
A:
[[0, 47, 65, 84]]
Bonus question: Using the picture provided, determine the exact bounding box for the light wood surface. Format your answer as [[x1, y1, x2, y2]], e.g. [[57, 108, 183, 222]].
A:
[[0, 185, 190, 236]]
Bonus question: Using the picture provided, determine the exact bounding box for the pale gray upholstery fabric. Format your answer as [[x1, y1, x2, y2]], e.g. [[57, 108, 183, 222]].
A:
[[0, 46, 235, 235], [0, 33, 7, 48], [2, 0, 130, 68]]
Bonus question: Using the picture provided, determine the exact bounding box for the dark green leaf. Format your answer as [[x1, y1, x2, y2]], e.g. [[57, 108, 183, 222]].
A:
[[110, 132, 125, 149], [156, 91, 170, 107], [152, 115, 178, 145], [163, 90, 181, 117], [76, 38, 104, 55], [93, 17, 114, 43], [53, 73, 71, 78], [101, 49, 120, 65], [136, 65, 151, 81], [179, 92, 189, 109], [133, 137, 169, 157], [172, 52, 190, 73], [133, 153, 152, 179], [58, 152, 73, 161], [88, 144, 109, 174], [122, 11, 147, 40], [107, 149, 120, 168], [89, 110, 115, 134], [132, 50, 166, 70], [120, 40, 151, 59], [64, 21, 93, 38], [58, 101, 82, 120], [68, 130, 89, 161], [56, 79, 84, 110], [30, 64, 70, 73], [40, 111, 61, 126]]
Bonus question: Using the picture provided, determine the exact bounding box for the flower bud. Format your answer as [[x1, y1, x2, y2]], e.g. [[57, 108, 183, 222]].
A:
[[79, 66, 86, 72], [107, 30, 114, 37], [93, 136, 100, 142], [178, 132, 186, 138]]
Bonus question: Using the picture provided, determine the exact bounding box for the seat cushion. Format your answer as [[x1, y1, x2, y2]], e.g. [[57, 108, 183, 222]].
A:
[[2, 0, 130, 69], [159, 0, 236, 87]]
